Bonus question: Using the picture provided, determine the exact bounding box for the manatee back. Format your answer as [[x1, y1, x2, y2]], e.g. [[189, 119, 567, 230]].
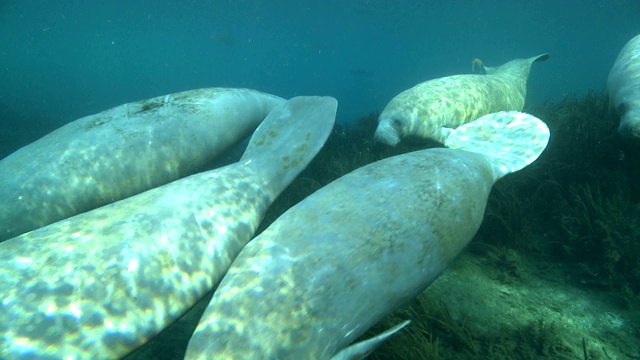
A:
[[607, 34, 640, 94], [376, 73, 520, 144], [0, 88, 285, 242], [473, 53, 549, 114], [482, 53, 549, 77]]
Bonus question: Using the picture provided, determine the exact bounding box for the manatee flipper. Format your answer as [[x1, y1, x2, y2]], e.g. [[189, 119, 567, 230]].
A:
[[330, 320, 410, 360], [444, 110, 550, 180], [0, 97, 337, 359]]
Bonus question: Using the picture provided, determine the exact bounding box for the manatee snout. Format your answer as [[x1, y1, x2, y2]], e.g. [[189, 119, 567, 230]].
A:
[[618, 109, 640, 138], [375, 116, 402, 146]]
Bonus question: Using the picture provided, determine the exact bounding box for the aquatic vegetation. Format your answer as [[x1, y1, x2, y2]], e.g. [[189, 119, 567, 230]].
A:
[[525, 91, 640, 301], [364, 291, 578, 360], [472, 90, 640, 301], [505, 319, 574, 359], [552, 181, 640, 301], [365, 296, 477, 360], [469, 242, 522, 283]]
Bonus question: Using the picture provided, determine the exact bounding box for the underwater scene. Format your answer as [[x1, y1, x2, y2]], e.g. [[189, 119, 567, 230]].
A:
[[1, 1, 640, 359]]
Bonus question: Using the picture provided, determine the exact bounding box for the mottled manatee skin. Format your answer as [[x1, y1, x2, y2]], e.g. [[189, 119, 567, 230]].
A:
[[376, 55, 547, 145], [0, 88, 284, 241], [607, 34, 640, 138], [0, 164, 273, 359], [0, 96, 337, 360], [186, 148, 495, 359]]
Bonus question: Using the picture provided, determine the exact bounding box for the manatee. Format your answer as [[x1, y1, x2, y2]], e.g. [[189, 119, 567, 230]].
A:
[[0, 96, 337, 359], [375, 54, 549, 145], [185, 111, 550, 359], [0, 88, 285, 242], [607, 34, 640, 138]]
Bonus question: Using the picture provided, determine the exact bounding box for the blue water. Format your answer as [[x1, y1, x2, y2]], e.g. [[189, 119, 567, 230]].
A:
[[1, 0, 639, 153]]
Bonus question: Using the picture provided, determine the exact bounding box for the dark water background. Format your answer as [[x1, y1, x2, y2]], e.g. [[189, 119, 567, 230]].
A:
[[1, 0, 639, 156]]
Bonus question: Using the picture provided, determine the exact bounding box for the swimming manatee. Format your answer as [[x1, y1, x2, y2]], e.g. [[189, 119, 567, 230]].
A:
[[375, 54, 548, 145], [185, 111, 550, 359], [0, 96, 337, 359], [0, 88, 285, 241]]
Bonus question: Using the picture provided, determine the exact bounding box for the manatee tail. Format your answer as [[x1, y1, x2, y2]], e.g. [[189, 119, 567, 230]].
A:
[[482, 53, 549, 75], [444, 111, 550, 181], [518, 53, 550, 77], [528, 53, 550, 64], [239, 96, 337, 196]]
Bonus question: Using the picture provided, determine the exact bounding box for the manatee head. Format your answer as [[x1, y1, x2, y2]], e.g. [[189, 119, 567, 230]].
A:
[[615, 99, 640, 138], [375, 98, 415, 146]]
